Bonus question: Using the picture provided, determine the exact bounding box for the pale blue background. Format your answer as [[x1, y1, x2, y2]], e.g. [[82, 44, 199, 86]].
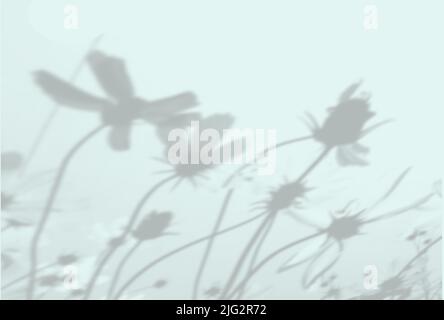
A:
[[1, 0, 442, 299]]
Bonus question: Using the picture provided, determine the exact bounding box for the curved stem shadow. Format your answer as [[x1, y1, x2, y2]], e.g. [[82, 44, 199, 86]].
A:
[[27, 125, 106, 299], [220, 147, 331, 298], [227, 231, 325, 299], [83, 174, 176, 299], [222, 135, 313, 187], [192, 188, 234, 299], [113, 212, 267, 299], [107, 240, 142, 298], [20, 34, 104, 176], [228, 191, 437, 299]]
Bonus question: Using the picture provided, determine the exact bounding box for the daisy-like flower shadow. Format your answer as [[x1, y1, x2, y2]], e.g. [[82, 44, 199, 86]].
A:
[[106, 210, 175, 298], [83, 113, 234, 299], [225, 169, 438, 297], [153, 113, 236, 189], [29, 50, 200, 299], [279, 197, 436, 290], [252, 179, 311, 214], [249, 179, 313, 262], [34, 50, 199, 151], [220, 179, 312, 299], [276, 204, 368, 288], [277, 177, 438, 289], [302, 80, 390, 166], [223, 81, 389, 187]]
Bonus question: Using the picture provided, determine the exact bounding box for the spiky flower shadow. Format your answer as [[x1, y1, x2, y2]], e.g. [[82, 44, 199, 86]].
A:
[[224, 170, 438, 298], [278, 184, 437, 289]]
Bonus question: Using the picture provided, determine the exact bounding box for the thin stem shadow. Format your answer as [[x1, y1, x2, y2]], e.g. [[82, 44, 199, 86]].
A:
[[227, 191, 437, 299], [220, 147, 331, 298], [222, 135, 313, 187], [192, 188, 234, 299], [20, 34, 104, 176], [113, 212, 267, 299], [83, 174, 176, 299], [27, 125, 106, 299], [106, 240, 142, 298]]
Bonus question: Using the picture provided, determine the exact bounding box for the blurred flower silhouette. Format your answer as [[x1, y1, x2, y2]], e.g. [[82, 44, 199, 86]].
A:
[[1, 193, 14, 211], [2, 218, 32, 231], [252, 180, 311, 214], [38, 274, 62, 287], [1, 151, 23, 172], [2, 252, 15, 271], [221, 179, 311, 299], [88, 113, 232, 295], [107, 236, 126, 249], [131, 279, 168, 293], [352, 236, 441, 300], [275, 171, 438, 289], [152, 279, 168, 289], [129, 279, 168, 296], [357, 275, 411, 300], [57, 254, 79, 266], [29, 50, 200, 299], [132, 211, 173, 241], [106, 211, 175, 298], [303, 81, 388, 166], [204, 285, 222, 299], [311, 81, 374, 145], [1, 252, 82, 296], [325, 210, 365, 241], [67, 288, 86, 299], [279, 195, 435, 289], [34, 50, 199, 151], [405, 228, 428, 243], [154, 113, 235, 189], [223, 81, 386, 188], [320, 273, 341, 300], [277, 204, 364, 288]]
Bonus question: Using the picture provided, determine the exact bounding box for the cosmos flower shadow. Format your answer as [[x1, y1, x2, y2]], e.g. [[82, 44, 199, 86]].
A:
[[34, 50, 200, 151], [223, 80, 390, 188], [277, 170, 438, 289], [106, 211, 174, 298], [28, 50, 201, 299], [224, 169, 438, 298], [83, 113, 235, 299]]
